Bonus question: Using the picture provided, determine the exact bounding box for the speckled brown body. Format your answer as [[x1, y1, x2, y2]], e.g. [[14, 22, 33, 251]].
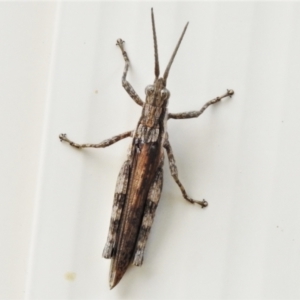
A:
[[108, 76, 168, 287], [59, 8, 234, 290], [110, 141, 163, 286]]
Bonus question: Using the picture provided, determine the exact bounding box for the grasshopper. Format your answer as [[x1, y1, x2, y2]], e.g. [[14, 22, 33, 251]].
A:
[[59, 8, 234, 289]]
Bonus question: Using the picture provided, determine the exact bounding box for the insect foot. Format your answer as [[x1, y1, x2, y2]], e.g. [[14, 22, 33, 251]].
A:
[[198, 199, 208, 208], [187, 197, 208, 208], [116, 39, 125, 49], [213, 89, 234, 104], [227, 89, 234, 97], [59, 133, 67, 142], [58, 133, 82, 149]]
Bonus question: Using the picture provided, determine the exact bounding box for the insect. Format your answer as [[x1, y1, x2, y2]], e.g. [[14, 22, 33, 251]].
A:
[[59, 8, 234, 289]]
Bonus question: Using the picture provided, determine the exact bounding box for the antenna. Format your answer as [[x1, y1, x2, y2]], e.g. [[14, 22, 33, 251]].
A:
[[163, 22, 189, 85], [151, 8, 160, 79]]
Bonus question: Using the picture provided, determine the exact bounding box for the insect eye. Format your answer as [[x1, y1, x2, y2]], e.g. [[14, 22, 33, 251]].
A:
[[145, 85, 155, 95], [161, 89, 170, 100]]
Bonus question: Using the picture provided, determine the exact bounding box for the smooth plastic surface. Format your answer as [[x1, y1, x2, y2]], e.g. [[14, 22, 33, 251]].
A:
[[0, 2, 57, 299]]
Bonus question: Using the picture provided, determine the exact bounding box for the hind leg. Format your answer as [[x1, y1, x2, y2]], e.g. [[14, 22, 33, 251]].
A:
[[102, 160, 131, 258], [133, 166, 163, 266]]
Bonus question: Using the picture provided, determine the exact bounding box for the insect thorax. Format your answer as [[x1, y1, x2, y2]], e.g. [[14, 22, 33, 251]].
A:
[[134, 78, 170, 144], [136, 105, 165, 143]]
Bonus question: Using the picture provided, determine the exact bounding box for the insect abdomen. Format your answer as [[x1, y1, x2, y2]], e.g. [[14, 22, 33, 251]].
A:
[[109, 141, 162, 288]]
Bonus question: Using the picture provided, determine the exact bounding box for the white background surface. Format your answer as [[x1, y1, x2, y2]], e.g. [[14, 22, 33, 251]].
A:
[[1, 2, 300, 299]]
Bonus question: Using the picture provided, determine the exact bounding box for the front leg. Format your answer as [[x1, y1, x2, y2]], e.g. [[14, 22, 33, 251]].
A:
[[116, 39, 144, 107], [164, 140, 208, 208], [59, 130, 133, 149], [168, 89, 234, 120]]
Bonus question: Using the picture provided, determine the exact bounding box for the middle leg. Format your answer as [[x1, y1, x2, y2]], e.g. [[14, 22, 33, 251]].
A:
[[59, 130, 133, 149], [168, 89, 234, 120]]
